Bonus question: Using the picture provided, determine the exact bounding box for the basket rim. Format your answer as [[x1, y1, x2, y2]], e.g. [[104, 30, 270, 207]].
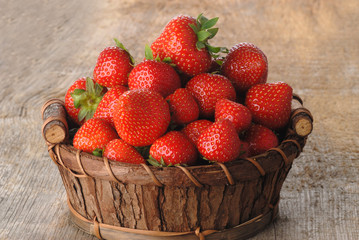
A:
[[51, 133, 305, 187]]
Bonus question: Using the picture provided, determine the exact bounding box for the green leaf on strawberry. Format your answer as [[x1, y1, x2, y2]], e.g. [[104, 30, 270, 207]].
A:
[[195, 41, 206, 50], [147, 156, 173, 167], [189, 13, 228, 57], [145, 44, 155, 60], [114, 38, 135, 65], [197, 31, 212, 42], [207, 28, 219, 39], [200, 15, 218, 29], [145, 45, 174, 66], [93, 148, 104, 157], [69, 77, 106, 123]]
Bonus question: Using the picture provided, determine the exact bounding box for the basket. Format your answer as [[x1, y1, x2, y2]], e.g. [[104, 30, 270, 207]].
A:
[[41, 94, 313, 240]]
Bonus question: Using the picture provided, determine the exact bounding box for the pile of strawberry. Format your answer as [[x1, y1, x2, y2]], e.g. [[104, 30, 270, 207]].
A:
[[64, 14, 293, 167]]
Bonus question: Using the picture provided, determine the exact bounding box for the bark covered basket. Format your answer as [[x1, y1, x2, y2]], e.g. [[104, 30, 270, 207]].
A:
[[41, 94, 313, 240]]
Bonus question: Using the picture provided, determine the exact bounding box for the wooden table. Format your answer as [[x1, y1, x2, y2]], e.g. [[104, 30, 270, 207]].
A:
[[1, 0, 358, 239]]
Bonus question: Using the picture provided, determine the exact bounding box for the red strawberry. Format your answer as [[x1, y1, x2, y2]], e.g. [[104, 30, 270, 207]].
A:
[[221, 42, 268, 93], [166, 88, 199, 125], [128, 59, 181, 98], [181, 119, 213, 146], [244, 124, 278, 157], [93, 85, 128, 127], [151, 14, 226, 77], [197, 119, 242, 163], [245, 82, 293, 130], [93, 39, 134, 87], [73, 118, 118, 154], [150, 36, 166, 61], [104, 139, 145, 164], [148, 131, 198, 166], [113, 89, 170, 147], [215, 98, 252, 134], [64, 77, 107, 126], [186, 73, 236, 118]]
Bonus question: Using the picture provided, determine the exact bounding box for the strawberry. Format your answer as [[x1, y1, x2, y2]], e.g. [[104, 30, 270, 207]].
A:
[[150, 36, 166, 61], [104, 139, 145, 164], [245, 82, 293, 130], [73, 118, 118, 154], [151, 14, 226, 77], [64, 77, 107, 126], [113, 89, 170, 147], [93, 85, 128, 127], [181, 119, 213, 146], [215, 98, 252, 134], [221, 42, 268, 93], [148, 131, 198, 166], [128, 46, 181, 98], [93, 39, 134, 87], [166, 88, 199, 125], [244, 124, 278, 157], [186, 73, 236, 118], [197, 119, 242, 163]]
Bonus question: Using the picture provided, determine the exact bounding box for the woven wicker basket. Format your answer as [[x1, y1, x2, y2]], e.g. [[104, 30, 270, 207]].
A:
[[41, 94, 313, 240]]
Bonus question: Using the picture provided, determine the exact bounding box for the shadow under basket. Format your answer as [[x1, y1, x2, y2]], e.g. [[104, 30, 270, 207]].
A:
[[41, 94, 313, 240]]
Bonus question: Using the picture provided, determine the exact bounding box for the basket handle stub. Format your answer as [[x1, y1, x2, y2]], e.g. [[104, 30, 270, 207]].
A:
[[41, 98, 68, 145], [290, 94, 313, 138]]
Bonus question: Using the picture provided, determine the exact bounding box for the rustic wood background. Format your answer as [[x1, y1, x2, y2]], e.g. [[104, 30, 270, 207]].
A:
[[1, 0, 358, 239]]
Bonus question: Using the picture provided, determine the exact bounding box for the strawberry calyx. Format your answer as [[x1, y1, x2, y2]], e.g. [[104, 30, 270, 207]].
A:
[[147, 155, 187, 167], [147, 155, 173, 167], [189, 13, 228, 58], [200, 154, 221, 164], [214, 56, 225, 66], [144, 45, 175, 66], [114, 38, 135, 66], [70, 77, 105, 123], [93, 148, 104, 157]]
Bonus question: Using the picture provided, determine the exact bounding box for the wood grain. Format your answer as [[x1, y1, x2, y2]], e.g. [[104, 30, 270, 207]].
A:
[[1, 0, 358, 239]]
